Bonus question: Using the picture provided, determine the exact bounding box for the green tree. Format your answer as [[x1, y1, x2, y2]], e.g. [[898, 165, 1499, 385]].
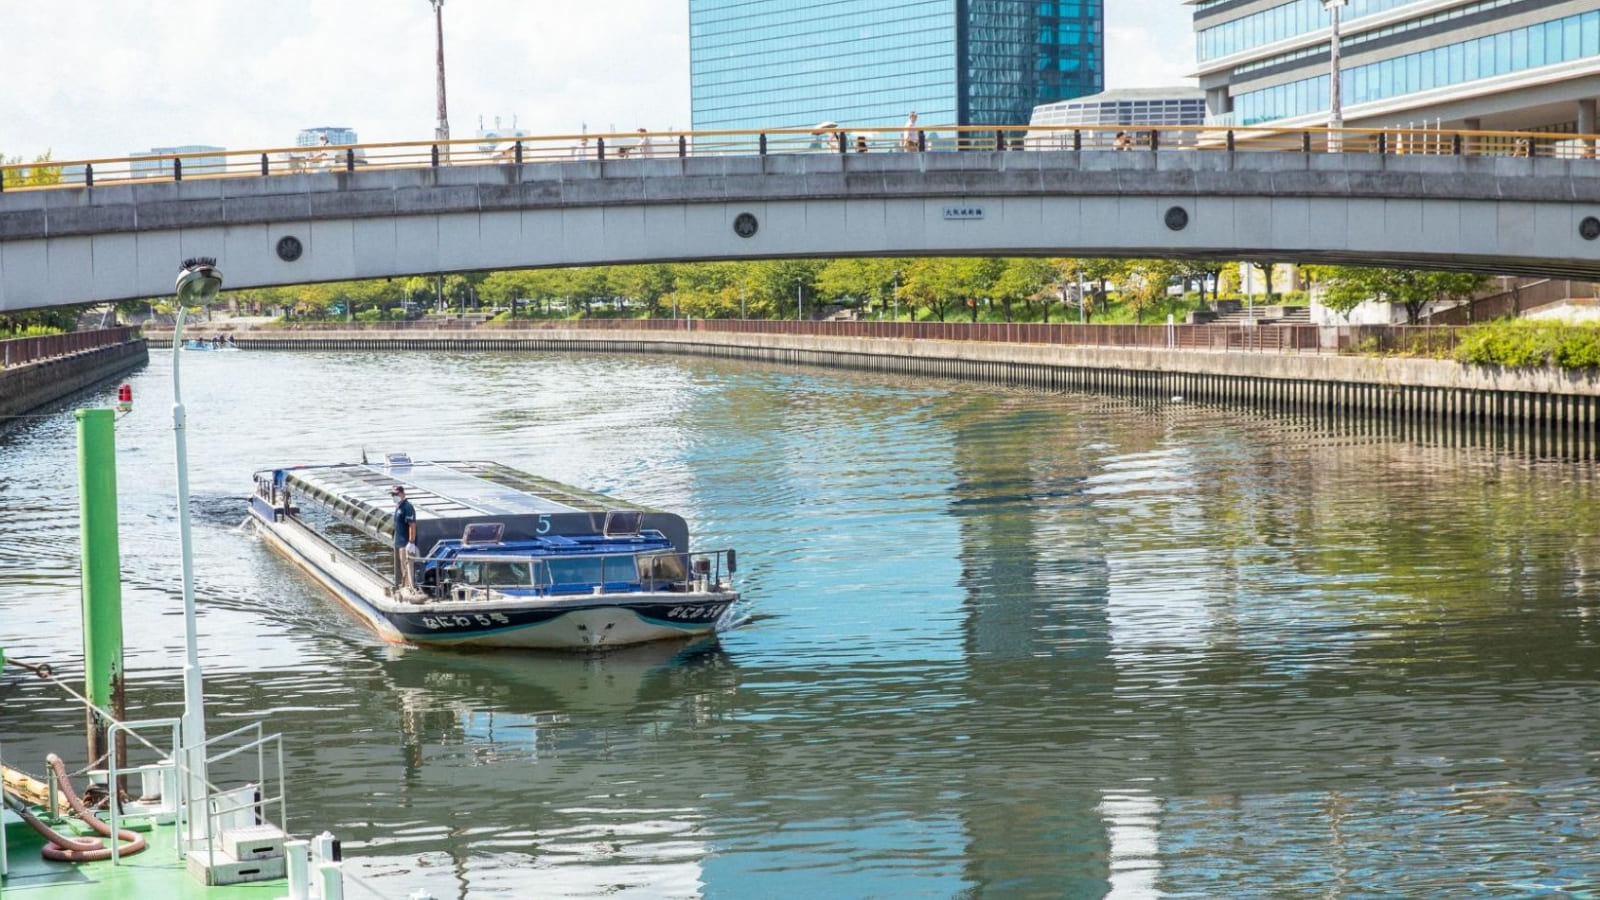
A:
[[992, 258, 1056, 323], [1126, 259, 1183, 323], [1309, 266, 1491, 325], [814, 258, 904, 315], [1, 151, 63, 187], [611, 264, 676, 317], [1079, 259, 1131, 319]]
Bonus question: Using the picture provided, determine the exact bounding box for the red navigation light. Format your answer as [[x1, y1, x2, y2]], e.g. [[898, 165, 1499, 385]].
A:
[[116, 383, 132, 412]]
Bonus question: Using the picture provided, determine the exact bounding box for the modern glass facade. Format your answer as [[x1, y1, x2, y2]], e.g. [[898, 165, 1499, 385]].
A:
[[128, 145, 226, 178], [296, 127, 359, 147], [1194, 0, 1600, 134], [690, 0, 1102, 132], [1235, 9, 1600, 125], [1198, 0, 1417, 62]]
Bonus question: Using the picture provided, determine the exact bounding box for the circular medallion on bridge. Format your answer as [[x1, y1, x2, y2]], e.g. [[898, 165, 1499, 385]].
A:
[[1164, 206, 1189, 231], [276, 235, 304, 262], [1581, 217, 1600, 241], [733, 213, 759, 239]]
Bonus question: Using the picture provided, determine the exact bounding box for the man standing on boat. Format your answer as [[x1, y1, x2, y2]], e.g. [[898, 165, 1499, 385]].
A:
[[391, 485, 418, 588]]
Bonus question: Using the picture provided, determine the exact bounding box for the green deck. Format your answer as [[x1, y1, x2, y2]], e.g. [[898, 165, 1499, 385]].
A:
[[2, 810, 287, 899]]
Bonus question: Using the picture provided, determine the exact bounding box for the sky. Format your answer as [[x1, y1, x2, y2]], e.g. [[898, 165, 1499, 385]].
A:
[[1, 1, 1197, 164]]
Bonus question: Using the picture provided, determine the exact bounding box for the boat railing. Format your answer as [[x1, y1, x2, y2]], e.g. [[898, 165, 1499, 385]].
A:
[[432, 547, 737, 595], [182, 721, 289, 872], [104, 715, 183, 863], [99, 713, 288, 867]]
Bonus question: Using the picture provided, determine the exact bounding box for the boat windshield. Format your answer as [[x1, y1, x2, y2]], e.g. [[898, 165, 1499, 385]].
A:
[[641, 553, 687, 582], [459, 560, 534, 587], [543, 555, 640, 587]]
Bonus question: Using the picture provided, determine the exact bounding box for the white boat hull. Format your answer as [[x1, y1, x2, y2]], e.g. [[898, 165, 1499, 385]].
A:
[[251, 509, 737, 651]]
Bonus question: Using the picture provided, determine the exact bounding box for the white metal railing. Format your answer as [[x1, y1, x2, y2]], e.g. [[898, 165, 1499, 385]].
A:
[[96, 711, 287, 868], [104, 715, 183, 863], [185, 721, 288, 873]]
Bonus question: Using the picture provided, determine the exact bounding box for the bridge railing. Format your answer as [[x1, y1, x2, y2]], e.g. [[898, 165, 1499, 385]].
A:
[[0, 326, 140, 368], [4, 122, 1596, 192]]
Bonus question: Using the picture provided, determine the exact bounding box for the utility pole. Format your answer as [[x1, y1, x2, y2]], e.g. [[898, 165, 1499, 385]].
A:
[[431, 0, 450, 149], [1324, 0, 1349, 151]]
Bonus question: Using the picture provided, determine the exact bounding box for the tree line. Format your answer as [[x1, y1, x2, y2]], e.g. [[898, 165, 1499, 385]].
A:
[[205, 259, 1493, 326], [210, 258, 1240, 324]]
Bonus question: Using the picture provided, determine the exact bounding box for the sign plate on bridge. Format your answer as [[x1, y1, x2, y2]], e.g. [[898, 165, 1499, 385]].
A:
[[942, 205, 985, 221]]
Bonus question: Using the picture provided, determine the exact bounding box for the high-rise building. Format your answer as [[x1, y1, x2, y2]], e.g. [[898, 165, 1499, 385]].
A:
[[297, 127, 359, 147], [1194, 0, 1600, 134], [1030, 87, 1205, 129], [689, 0, 1103, 132], [129, 145, 227, 179]]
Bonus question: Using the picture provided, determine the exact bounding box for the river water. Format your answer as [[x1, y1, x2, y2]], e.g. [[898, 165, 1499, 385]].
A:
[[1, 349, 1596, 898]]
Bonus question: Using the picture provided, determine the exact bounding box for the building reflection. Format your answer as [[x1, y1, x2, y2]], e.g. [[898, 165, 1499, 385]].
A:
[[947, 395, 1118, 896]]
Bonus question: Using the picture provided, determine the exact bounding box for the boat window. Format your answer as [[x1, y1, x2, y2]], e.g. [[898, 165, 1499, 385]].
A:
[[545, 556, 606, 586], [603, 556, 639, 584], [462, 522, 505, 545], [604, 511, 643, 537], [469, 561, 531, 586], [639, 553, 686, 582]]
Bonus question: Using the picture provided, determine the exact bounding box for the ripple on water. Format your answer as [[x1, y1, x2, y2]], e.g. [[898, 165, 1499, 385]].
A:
[[0, 350, 1596, 897]]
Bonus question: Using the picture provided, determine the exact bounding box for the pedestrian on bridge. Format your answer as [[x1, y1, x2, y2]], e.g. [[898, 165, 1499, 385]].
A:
[[901, 111, 920, 152]]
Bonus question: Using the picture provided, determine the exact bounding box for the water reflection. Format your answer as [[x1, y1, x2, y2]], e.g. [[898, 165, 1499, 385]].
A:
[[0, 351, 1596, 897]]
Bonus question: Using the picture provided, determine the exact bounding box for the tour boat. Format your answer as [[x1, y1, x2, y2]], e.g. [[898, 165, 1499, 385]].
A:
[[248, 456, 741, 650]]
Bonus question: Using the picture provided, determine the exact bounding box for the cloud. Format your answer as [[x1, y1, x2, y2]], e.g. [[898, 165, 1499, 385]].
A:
[[2, 0, 1192, 163]]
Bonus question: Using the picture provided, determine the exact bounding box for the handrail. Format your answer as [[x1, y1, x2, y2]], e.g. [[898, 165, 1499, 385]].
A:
[[0, 327, 140, 368], [4, 122, 1596, 192], [105, 716, 183, 864]]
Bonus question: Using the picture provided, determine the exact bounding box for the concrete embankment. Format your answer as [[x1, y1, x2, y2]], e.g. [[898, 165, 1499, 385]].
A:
[[0, 340, 148, 422], [150, 329, 1600, 456]]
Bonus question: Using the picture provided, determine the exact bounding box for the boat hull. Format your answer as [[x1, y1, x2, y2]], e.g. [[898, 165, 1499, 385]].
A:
[[251, 506, 737, 651]]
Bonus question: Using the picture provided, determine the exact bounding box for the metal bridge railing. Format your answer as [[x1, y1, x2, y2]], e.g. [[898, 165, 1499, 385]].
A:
[[3, 123, 1596, 193]]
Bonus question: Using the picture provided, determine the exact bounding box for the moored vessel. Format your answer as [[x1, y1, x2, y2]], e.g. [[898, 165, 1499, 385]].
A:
[[249, 455, 741, 650]]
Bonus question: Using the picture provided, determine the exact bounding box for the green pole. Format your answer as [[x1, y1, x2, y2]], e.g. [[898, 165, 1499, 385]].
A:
[[75, 408, 124, 769]]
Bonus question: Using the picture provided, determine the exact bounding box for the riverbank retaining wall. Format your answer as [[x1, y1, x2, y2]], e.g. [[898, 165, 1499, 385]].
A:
[[0, 339, 148, 422], [150, 329, 1600, 456]]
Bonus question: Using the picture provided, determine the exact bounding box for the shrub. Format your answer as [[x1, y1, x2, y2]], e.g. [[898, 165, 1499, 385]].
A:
[[1551, 326, 1600, 370], [1454, 320, 1600, 369]]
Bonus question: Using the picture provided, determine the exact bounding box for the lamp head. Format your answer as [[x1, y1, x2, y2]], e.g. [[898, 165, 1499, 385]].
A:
[[176, 257, 223, 306], [1322, 0, 1348, 8]]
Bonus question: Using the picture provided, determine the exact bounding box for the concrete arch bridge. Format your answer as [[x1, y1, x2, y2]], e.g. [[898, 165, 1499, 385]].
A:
[[1, 125, 1598, 311]]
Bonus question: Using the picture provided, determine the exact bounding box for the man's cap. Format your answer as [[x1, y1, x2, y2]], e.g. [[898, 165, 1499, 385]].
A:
[[390, 485, 405, 496]]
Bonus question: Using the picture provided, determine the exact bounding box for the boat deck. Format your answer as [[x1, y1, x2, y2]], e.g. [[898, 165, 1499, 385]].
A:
[[2, 810, 286, 899]]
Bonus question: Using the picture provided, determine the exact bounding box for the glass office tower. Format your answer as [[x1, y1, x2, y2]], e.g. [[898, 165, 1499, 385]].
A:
[[1194, 0, 1600, 134], [690, 0, 1103, 131]]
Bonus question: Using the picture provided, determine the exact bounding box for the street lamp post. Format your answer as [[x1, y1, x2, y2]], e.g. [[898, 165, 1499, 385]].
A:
[[172, 257, 222, 846], [796, 280, 803, 321], [430, 0, 450, 147], [1325, 0, 1349, 151]]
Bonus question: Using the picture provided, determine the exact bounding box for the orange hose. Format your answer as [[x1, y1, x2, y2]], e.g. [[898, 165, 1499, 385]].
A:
[[36, 754, 146, 862]]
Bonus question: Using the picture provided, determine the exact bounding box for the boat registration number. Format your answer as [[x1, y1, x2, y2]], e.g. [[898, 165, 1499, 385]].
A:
[[666, 605, 722, 621], [419, 612, 512, 630]]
